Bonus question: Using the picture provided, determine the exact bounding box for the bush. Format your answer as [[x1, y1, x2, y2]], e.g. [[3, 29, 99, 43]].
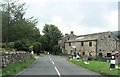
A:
[[33, 42, 42, 54], [29, 46, 33, 52], [8, 42, 14, 48], [2, 43, 6, 48], [14, 40, 29, 51], [14, 40, 22, 51], [1, 42, 15, 50]]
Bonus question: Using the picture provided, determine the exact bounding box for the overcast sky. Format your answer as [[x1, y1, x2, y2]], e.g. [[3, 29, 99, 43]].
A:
[[20, 0, 119, 35]]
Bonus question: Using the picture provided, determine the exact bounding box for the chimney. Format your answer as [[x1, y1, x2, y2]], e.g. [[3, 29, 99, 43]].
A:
[[71, 31, 73, 34], [65, 33, 69, 37]]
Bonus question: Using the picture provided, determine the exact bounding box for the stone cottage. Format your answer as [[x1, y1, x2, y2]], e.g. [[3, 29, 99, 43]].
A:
[[59, 31, 120, 58], [58, 31, 77, 53]]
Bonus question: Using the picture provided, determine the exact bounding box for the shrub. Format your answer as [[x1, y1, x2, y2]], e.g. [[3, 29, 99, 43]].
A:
[[14, 40, 22, 51], [14, 40, 29, 51], [29, 46, 33, 52], [8, 42, 14, 48], [1, 42, 15, 50], [33, 42, 42, 54], [2, 43, 6, 48]]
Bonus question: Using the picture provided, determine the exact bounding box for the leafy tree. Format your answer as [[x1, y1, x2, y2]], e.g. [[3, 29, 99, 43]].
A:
[[1, 0, 41, 48], [42, 24, 63, 52], [33, 42, 42, 54], [1, 0, 26, 43], [52, 45, 61, 54]]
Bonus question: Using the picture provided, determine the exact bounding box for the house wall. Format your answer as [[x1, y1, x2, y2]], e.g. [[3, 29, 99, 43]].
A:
[[58, 31, 77, 53], [64, 31, 120, 58], [65, 41, 97, 57], [97, 32, 119, 57]]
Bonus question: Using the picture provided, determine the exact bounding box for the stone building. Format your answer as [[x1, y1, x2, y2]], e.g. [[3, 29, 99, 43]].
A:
[[58, 31, 77, 53], [59, 31, 120, 58]]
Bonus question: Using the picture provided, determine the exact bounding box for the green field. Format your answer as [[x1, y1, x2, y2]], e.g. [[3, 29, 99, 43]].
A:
[[67, 59, 119, 77]]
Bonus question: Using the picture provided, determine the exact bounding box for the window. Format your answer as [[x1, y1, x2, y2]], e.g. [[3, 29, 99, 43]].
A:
[[75, 48, 76, 51], [69, 43, 71, 46], [81, 42, 84, 46], [68, 38, 69, 40], [83, 52, 85, 55], [89, 42, 92, 47], [107, 53, 111, 57], [108, 35, 111, 38], [70, 50, 72, 54], [99, 53, 102, 57]]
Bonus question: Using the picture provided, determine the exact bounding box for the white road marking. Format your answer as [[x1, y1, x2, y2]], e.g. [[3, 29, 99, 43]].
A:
[[51, 60, 55, 64], [49, 56, 61, 77], [55, 66, 61, 77]]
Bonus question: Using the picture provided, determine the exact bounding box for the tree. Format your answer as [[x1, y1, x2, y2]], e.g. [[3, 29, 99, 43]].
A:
[[1, 0, 41, 45], [33, 42, 42, 54], [1, 0, 26, 44], [52, 45, 61, 54], [42, 24, 63, 52]]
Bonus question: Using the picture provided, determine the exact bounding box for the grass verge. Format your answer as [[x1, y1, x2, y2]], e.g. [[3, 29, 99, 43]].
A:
[[40, 53, 52, 56], [2, 56, 36, 77], [66, 59, 119, 77]]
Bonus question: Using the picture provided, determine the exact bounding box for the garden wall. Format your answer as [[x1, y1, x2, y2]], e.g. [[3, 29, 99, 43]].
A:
[[1, 51, 32, 68]]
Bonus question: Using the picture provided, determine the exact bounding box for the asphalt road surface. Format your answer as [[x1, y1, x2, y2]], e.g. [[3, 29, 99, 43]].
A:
[[16, 55, 103, 77]]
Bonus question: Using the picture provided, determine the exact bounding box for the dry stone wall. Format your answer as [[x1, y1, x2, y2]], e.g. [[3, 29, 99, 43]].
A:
[[1, 51, 32, 68]]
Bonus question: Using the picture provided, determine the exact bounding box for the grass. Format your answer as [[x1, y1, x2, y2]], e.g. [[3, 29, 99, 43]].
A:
[[0, 69, 2, 77], [40, 53, 52, 56], [87, 57, 108, 62], [32, 54, 40, 57], [2, 56, 36, 77], [32, 53, 51, 57], [67, 59, 119, 77]]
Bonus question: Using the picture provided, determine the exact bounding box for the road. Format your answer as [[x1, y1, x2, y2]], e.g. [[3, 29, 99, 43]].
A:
[[17, 55, 103, 77]]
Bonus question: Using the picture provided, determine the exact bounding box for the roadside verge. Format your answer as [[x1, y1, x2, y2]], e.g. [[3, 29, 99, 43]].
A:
[[66, 59, 119, 77]]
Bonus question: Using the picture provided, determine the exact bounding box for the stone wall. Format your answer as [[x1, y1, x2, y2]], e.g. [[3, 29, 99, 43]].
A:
[[1, 51, 32, 68]]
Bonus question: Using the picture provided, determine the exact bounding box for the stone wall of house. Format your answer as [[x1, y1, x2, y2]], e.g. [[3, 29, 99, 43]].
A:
[[64, 31, 120, 58], [65, 41, 97, 57], [1, 51, 32, 68], [58, 31, 77, 53], [97, 32, 119, 57]]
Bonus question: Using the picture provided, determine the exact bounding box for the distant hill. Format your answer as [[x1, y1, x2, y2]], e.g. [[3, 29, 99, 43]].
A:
[[112, 31, 120, 39]]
